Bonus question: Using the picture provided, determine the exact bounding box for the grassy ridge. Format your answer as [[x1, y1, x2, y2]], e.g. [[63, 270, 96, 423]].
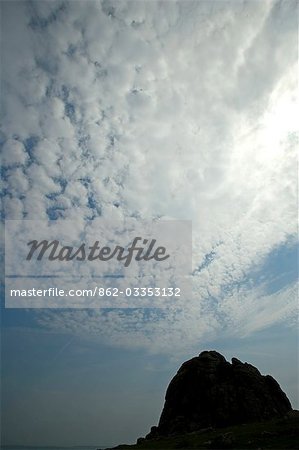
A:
[[107, 415, 299, 449]]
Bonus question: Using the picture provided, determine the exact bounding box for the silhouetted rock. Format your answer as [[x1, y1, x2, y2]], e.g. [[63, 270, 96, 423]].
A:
[[146, 350, 292, 438]]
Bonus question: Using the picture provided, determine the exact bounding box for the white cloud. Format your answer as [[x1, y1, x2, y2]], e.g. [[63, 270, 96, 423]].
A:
[[2, 0, 298, 352], [2, 139, 28, 167]]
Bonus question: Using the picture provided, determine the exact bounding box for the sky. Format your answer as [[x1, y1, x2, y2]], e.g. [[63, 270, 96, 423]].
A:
[[0, 0, 298, 447]]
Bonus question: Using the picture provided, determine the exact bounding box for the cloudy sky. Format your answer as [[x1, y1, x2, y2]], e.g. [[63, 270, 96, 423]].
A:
[[1, 0, 298, 447]]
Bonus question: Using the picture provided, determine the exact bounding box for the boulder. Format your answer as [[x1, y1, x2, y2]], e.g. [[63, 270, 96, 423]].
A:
[[146, 350, 292, 438]]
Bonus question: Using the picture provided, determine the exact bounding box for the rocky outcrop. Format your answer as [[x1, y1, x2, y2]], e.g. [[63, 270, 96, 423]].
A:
[[146, 350, 292, 438]]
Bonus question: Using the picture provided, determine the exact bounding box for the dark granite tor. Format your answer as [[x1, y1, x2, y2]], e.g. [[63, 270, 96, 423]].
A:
[[146, 350, 292, 438]]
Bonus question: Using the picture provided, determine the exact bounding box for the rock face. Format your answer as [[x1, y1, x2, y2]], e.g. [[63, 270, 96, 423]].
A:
[[146, 351, 292, 438]]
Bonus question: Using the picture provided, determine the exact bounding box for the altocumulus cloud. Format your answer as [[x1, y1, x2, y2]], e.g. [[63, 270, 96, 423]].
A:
[[1, 0, 298, 353]]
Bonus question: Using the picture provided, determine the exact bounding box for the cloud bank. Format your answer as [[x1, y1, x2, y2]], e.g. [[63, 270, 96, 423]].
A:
[[2, 0, 298, 352]]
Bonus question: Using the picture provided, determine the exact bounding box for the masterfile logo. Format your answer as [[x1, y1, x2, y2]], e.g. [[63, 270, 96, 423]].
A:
[[26, 237, 170, 266], [5, 218, 192, 308]]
